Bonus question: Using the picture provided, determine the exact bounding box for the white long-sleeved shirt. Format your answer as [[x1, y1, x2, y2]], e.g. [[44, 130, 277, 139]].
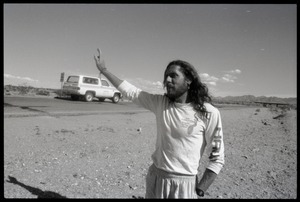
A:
[[118, 80, 225, 175]]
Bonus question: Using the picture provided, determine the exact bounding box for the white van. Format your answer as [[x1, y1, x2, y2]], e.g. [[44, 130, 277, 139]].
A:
[[62, 75, 122, 103]]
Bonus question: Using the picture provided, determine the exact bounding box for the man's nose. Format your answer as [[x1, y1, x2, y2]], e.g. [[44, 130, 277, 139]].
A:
[[166, 76, 172, 82]]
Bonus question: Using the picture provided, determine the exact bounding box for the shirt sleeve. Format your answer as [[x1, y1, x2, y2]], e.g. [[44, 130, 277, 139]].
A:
[[117, 80, 162, 113], [204, 109, 225, 174]]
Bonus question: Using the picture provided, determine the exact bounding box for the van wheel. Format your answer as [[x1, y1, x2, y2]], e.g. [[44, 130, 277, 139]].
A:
[[85, 92, 94, 102], [112, 94, 120, 103]]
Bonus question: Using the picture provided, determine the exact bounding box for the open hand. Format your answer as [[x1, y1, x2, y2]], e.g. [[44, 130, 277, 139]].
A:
[[7, 176, 18, 184], [94, 48, 107, 73]]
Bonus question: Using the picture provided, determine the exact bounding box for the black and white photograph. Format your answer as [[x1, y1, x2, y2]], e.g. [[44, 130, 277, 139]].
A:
[[4, 4, 297, 199]]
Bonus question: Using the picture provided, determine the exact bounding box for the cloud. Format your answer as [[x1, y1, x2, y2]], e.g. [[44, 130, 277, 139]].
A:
[[200, 73, 219, 82], [220, 69, 242, 83], [222, 74, 237, 83], [200, 73, 209, 78], [124, 77, 164, 94], [4, 73, 39, 82], [152, 81, 163, 87], [200, 73, 219, 85], [207, 81, 217, 86], [229, 69, 242, 74], [222, 77, 234, 83]]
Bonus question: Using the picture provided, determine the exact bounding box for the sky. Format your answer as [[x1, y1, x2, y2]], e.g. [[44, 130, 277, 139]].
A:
[[4, 4, 297, 98]]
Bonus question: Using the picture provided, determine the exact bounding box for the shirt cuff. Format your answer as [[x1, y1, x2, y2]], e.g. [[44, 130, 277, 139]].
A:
[[117, 80, 133, 93], [206, 162, 224, 175]]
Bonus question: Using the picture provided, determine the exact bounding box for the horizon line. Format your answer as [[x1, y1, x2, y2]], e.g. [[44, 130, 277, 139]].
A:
[[4, 83, 297, 99]]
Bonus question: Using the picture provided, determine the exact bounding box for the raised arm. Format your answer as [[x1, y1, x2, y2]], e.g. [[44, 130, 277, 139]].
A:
[[94, 48, 123, 88]]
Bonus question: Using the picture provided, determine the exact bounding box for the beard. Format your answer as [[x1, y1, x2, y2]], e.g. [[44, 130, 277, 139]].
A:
[[165, 85, 188, 101]]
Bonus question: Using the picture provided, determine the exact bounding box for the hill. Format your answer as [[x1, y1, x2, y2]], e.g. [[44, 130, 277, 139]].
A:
[[212, 95, 297, 108]]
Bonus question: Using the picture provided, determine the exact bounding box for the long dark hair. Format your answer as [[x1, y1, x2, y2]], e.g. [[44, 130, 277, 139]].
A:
[[163, 60, 212, 118]]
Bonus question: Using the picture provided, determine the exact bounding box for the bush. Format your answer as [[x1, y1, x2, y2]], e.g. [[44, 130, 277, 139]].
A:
[[36, 90, 50, 96], [18, 86, 31, 95]]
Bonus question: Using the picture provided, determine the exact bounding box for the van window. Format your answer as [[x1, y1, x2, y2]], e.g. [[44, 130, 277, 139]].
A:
[[67, 76, 79, 83], [83, 77, 99, 85], [101, 80, 109, 87]]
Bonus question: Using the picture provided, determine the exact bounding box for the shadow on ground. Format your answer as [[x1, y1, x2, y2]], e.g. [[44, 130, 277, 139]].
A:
[[6, 176, 67, 199]]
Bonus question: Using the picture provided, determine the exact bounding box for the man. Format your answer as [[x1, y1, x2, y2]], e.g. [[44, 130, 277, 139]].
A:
[[94, 49, 224, 198]]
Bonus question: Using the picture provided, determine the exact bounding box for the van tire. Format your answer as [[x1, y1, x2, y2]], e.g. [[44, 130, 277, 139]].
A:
[[112, 94, 120, 103], [85, 92, 94, 102]]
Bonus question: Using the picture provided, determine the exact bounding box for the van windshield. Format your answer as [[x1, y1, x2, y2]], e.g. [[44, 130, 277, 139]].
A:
[[67, 76, 79, 83]]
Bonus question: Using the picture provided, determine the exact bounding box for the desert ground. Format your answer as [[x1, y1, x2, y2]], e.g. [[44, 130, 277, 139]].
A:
[[4, 101, 297, 199]]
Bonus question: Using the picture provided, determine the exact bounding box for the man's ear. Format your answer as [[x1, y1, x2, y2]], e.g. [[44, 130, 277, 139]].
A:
[[185, 79, 192, 86], [185, 80, 191, 90]]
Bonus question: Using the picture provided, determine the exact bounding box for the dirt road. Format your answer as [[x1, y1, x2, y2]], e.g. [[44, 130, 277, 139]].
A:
[[4, 96, 297, 198]]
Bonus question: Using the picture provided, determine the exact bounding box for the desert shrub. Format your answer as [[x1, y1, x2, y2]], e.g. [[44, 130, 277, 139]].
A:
[[36, 90, 50, 96], [269, 107, 278, 113], [53, 89, 61, 94], [18, 85, 31, 95], [4, 90, 11, 95], [52, 89, 71, 97]]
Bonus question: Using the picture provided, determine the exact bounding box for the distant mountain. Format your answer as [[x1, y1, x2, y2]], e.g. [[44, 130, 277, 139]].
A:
[[212, 95, 297, 106]]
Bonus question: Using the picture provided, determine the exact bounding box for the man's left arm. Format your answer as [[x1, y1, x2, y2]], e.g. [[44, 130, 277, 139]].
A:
[[196, 109, 225, 196], [195, 169, 217, 196]]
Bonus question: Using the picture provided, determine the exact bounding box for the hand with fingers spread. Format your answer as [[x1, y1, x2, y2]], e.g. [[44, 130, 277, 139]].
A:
[[7, 176, 18, 184], [93, 48, 123, 88], [94, 48, 107, 73]]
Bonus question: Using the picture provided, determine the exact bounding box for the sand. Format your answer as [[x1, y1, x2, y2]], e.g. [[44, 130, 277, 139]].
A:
[[4, 105, 297, 199]]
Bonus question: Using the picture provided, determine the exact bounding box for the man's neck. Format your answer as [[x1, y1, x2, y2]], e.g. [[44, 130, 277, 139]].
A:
[[174, 92, 190, 103]]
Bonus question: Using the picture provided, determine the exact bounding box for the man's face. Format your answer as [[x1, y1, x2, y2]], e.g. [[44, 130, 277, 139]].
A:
[[164, 65, 189, 100]]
